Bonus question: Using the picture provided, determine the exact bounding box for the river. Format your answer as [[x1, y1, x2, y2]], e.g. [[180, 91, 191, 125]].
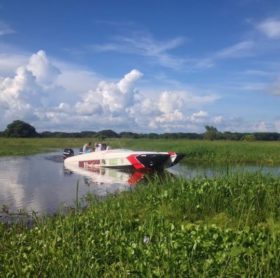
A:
[[0, 151, 279, 215]]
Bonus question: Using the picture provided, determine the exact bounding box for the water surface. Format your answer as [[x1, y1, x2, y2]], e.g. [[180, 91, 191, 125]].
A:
[[0, 151, 139, 215], [0, 151, 279, 215]]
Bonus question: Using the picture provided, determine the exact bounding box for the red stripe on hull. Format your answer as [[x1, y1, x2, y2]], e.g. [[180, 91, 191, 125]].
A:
[[127, 155, 145, 170]]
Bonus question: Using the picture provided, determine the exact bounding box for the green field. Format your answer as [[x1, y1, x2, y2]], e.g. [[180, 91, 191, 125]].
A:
[[1, 138, 280, 276], [0, 137, 280, 164]]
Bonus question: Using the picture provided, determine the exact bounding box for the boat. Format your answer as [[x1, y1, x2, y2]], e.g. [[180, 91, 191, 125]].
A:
[[63, 148, 185, 171]]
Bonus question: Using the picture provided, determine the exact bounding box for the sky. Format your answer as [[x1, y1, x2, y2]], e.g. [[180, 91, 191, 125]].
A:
[[0, 0, 280, 133]]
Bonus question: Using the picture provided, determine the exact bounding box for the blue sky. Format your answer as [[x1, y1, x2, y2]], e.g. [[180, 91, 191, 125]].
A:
[[0, 0, 280, 132]]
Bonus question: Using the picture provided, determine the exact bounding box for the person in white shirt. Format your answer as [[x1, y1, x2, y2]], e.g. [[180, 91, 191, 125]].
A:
[[94, 143, 108, 151], [82, 142, 92, 153]]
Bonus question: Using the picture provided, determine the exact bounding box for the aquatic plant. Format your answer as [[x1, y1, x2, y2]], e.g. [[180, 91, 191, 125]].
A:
[[1, 173, 280, 276]]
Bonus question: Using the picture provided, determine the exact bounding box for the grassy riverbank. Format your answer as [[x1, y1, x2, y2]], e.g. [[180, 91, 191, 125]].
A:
[[0, 138, 85, 156], [1, 173, 280, 276], [0, 137, 279, 164]]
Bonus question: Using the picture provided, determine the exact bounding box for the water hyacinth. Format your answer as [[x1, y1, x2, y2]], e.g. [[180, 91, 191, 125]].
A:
[[0, 172, 280, 276]]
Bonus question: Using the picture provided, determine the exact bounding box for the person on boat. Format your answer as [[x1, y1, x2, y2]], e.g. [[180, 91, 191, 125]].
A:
[[82, 142, 92, 153], [94, 142, 108, 151], [94, 142, 100, 151]]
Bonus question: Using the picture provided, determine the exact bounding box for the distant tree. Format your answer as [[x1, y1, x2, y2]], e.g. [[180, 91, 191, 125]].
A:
[[119, 132, 140, 138], [147, 133, 159, 139], [40, 131, 52, 138], [4, 120, 39, 138], [242, 134, 256, 142], [253, 132, 280, 141], [203, 126, 221, 140], [80, 131, 97, 137], [96, 129, 120, 138]]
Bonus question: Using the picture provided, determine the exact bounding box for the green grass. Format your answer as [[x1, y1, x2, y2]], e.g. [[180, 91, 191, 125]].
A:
[[0, 137, 280, 164], [1, 173, 280, 276], [0, 138, 85, 156], [1, 138, 280, 275], [115, 138, 280, 165]]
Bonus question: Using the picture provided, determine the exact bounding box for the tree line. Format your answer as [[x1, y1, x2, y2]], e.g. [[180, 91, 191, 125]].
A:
[[1, 120, 280, 141]]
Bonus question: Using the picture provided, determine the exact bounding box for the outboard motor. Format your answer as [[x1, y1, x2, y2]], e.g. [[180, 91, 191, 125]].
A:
[[63, 148, 74, 160]]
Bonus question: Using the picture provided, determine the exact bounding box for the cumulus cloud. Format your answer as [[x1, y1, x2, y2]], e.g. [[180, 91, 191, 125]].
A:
[[187, 111, 208, 123], [0, 66, 39, 120], [27, 50, 60, 87], [150, 91, 184, 126], [117, 69, 143, 93], [257, 18, 280, 39], [0, 52, 149, 130], [0, 49, 221, 132], [75, 69, 142, 119], [0, 53, 28, 75], [0, 50, 64, 128], [56, 69, 100, 94]]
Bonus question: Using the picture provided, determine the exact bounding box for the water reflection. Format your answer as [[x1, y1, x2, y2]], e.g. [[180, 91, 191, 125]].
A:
[[0, 151, 279, 215], [64, 164, 145, 187], [0, 152, 148, 215]]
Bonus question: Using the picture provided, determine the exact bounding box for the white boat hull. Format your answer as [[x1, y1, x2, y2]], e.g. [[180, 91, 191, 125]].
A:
[[64, 149, 184, 171]]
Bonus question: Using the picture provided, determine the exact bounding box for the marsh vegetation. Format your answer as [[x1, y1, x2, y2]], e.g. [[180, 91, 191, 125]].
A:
[[0, 138, 280, 276], [1, 137, 280, 164]]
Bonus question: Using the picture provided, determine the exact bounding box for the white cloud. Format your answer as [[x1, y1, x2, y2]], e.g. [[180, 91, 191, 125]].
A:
[[188, 110, 208, 123], [271, 77, 280, 95], [90, 34, 186, 70], [240, 82, 267, 92], [243, 69, 271, 76], [0, 21, 14, 36], [0, 50, 65, 128], [92, 33, 254, 72], [117, 69, 143, 93], [215, 41, 255, 59], [0, 49, 221, 132], [257, 18, 280, 39], [212, 115, 223, 124], [275, 120, 280, 131], [0, 66, 37, 123], [193, 40, 256, 70], [255, 121, 268, 132], [52, 58, 103, 94], [185, 93, 218, 106], [27, 50, 60, 87], [152, 91, 184, 125], [158, 91, 183, 114], [62, 67, 218, 132], [0, 53, 28, 75], [208, 116, 280, 133], [75, 69, 143, 118]]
